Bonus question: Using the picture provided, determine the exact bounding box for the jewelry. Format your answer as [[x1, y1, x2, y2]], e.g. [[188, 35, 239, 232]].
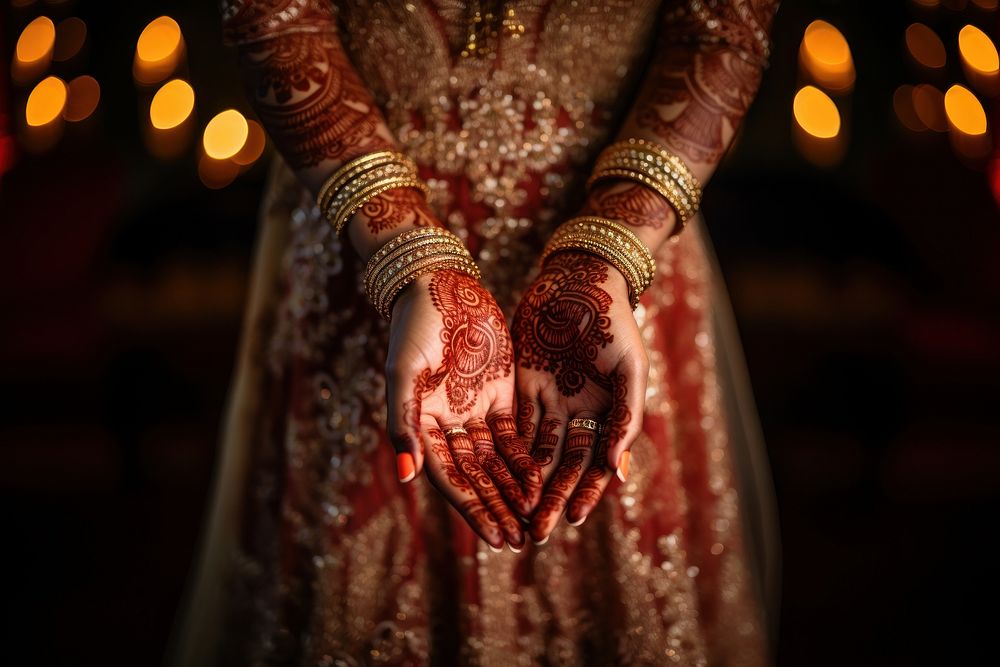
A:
[[588, 138, 702, 235], [315, 151, 429, 236], [443, 426, 469, 437], [364, 227, 481, 320], [567, 418, 601, 432], [541, 216, 656, 309]]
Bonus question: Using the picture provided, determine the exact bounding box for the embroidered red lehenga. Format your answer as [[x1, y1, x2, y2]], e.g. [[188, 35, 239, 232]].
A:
[[171, 1, 780, 665]]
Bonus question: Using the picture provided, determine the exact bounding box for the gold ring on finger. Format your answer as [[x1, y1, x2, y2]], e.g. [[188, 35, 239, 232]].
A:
[[443, 426, 469, 437], [567, 418, 601, 433]]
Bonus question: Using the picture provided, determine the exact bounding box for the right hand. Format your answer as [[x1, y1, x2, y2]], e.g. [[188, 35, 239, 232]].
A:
[[384, 268, 543, 552]]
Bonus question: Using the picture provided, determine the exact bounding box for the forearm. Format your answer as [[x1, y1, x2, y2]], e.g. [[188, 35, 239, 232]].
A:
[[222, 1, 436, 261], [583, 0, 779, 250]]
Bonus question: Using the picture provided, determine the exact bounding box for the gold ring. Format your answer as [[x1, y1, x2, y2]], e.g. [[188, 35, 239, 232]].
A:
[[567, 418, 601, 432], [443, 426, 469, 437]]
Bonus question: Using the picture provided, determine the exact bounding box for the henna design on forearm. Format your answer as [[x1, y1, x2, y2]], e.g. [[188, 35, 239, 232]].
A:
[[512, 253, 615, 397], [581, 182, 676, 230], [626, 1, 779, 165], [359, 188, 437, 234], [222, 0, 393, 171]]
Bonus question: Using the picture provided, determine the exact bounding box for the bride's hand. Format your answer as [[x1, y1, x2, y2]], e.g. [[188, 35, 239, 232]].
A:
[[385, 269, 543, 551], [512, 250, 648, 544]]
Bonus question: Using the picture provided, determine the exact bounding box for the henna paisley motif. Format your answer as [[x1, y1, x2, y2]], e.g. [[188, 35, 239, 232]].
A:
[[512, 253, 615, 397], [430, 271, 513, 414]]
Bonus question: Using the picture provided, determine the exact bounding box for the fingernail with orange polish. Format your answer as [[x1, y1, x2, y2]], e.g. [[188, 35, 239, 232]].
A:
[[616, 451, 631, 482], [396, 452, 416, 483]]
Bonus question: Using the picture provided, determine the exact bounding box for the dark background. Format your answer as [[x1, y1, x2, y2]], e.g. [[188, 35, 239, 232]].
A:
[[2, 1, 998, 665]]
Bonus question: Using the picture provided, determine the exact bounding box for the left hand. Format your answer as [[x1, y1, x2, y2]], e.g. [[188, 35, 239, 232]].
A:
[[511, 250, 648, 543]]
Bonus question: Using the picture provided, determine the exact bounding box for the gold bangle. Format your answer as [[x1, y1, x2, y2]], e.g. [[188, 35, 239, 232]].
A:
[[588, 168, 695, 234], [541, 216, 656, 309], [316, 151, 401, 212], [376, 256, 480, 320], [598, 138, 701, 201], [588, 138, 702, 235], [364, 227, 480, 319], [591, 156, 699, 210]]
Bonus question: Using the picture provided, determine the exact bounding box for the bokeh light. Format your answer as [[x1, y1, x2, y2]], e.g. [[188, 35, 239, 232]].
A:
[[793, 86, 840, 138], [893, 85, 926, 132], [800, 20, 855, 92], [150, 79, 195, 130], [134, 16, 184, 85], [63, 75, 101, 123], [232, 120, 267, 167], [53, 17, 87, 62], [136, 16, 182, 64], [905, 23, 946, 69], [16, 16, 55, 64], [911, 84, 948, 132], [26, 76, 67, 127], [944, 84, 988, 135], [203, 110, 249, 160], [198, 153, 241, 189], [959, 24, 999, 74], [13, 16, 56, 84]]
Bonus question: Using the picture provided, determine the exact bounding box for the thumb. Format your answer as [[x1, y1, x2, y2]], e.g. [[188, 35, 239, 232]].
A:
[[385, 366, 427, 483], [605, 354, 647, 482]]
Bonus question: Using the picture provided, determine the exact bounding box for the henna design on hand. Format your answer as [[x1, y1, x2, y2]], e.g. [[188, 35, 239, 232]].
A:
[[516, 401, 536, 440], [529, 425, 596, 541], [446, 429, 524, 546], [532, 418, 561, 468], [487, 414, 544, 506], [466, 420, 532, 517], [512, 253, 615, 397], [428, 272, 513, 415], [360, 188, 437, 235], [565, 374, 631, 523]]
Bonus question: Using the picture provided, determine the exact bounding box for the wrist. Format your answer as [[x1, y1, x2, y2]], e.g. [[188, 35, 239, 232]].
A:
[[542, 249, 630, 300], [347, 188, 440, 262]]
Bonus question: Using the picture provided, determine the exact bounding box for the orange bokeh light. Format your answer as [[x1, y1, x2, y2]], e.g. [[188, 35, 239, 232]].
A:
[[26, 76, 67, 127], [64, 75, 101, 122], [150, 79, 195, 130], [203, 110, 249, 160], [800, 20, 855, 93]]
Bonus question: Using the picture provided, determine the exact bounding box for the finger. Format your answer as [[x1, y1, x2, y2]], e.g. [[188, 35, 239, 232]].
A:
[[465, 418, 532, 522], [385, 368, 426, 482], [516, 394, 542, 446], [604, 361, 648, 481], [486, 412, 544, 511], [422, 426, 505, 550], [566, 430, 614, 526], [532, 416, 564, 483], [445, 422, 525, 551], [535, 388, 568, 484], [528, 416, 599, 544]]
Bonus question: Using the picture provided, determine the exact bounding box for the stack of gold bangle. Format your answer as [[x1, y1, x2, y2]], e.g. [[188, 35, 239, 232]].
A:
[[587, 138, 702, 235], [364, 227, 481, 320], [541, 216, 656, 310], [317, 150, 429, 236]]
